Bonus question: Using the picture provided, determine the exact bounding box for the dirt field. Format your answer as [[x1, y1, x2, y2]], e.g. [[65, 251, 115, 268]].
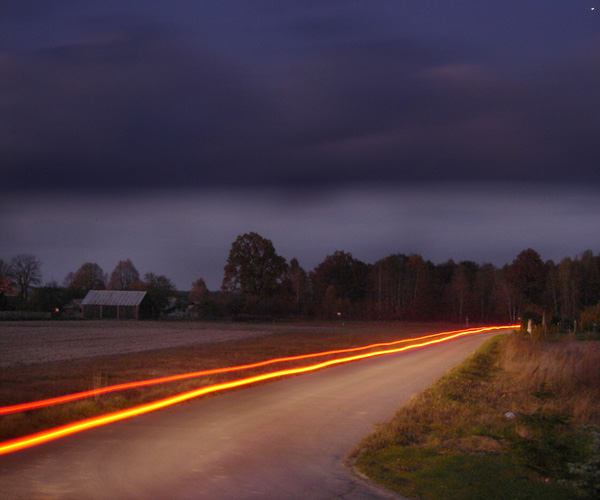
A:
[[0, 321, 302, 367]]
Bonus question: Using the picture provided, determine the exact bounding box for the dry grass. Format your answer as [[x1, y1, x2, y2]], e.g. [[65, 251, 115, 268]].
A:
[[361, 334, 600, 450], [354, 333, 600, 499], [499, 335, 600, 423]]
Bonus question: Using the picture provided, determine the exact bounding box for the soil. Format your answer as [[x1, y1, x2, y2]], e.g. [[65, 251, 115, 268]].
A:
[[0, 321, 287, 367]]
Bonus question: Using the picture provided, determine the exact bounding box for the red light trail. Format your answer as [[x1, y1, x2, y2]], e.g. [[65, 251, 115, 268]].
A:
[[0, 325, 517, 456], [0, 326, 509, 416]]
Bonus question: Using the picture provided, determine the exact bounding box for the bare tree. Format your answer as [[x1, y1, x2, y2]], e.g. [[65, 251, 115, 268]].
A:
[[9, 254, 42, 300], [289, 258, 308, 312]]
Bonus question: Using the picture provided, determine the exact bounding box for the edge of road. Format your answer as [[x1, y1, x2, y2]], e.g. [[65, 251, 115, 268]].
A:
[[346, 461, 411, 500], [342, 328, 515, 500]]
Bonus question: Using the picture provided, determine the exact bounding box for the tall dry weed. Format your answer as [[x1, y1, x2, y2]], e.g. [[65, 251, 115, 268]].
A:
[[499, 334, 600, 424], [355, 334, 600, 499]]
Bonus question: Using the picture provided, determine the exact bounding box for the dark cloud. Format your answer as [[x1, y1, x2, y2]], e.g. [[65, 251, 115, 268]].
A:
[[265, 38, 600, 186], [1, 0, 78, 19], [1, 2, 600, 194], [1, 26, 271, 190]]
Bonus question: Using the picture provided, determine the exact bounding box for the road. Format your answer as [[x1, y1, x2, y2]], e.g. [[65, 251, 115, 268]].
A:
[[0, 329, 506, 499]]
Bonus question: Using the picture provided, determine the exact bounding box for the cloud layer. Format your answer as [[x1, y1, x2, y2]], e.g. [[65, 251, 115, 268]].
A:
[[2, 2, 600, 192], [3, 184, 599, 289]]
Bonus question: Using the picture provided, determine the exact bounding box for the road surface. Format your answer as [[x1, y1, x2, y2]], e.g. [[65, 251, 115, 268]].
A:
[[0, 329, 507, 499]]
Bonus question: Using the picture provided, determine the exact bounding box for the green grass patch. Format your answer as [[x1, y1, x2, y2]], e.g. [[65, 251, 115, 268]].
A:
[[358, 446, 577, 500]]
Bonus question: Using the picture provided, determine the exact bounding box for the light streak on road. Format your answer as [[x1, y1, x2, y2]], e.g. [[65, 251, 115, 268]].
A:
[[0, 325, 517, 456], [0, 326, 512, 416]]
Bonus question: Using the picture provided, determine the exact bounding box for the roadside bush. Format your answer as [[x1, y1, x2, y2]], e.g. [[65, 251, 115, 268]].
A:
[[581, 302, 600, 332]]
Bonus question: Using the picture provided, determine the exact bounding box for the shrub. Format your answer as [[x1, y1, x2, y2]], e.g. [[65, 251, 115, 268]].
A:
[[581, 302, 600, 332]]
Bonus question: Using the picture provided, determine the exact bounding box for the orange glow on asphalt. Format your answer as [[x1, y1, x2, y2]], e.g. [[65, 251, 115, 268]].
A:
[[0, 325, 517, 456], [0, 326, 512, 416]]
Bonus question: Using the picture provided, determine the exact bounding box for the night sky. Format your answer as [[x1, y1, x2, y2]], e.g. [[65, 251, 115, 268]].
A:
[[2, 1, 599, 290]]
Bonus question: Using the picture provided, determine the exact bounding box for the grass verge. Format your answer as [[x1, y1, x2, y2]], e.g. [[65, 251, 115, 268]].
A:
[[352, 333, 600, 500]]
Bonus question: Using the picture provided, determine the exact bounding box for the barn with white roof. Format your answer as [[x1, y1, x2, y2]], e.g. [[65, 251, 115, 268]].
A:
[[81, 290, 157, 320]]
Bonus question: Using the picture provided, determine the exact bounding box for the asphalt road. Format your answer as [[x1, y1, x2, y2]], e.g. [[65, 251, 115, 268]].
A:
[[0, 329, 507, 500]]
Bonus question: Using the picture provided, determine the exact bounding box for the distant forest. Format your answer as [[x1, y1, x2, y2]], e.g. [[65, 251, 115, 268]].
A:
[[2, 232, 600, 330]]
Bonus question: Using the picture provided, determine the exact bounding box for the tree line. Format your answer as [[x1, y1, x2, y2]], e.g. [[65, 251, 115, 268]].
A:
[[195, 233, 600, 330], [2, 234, 600, 330], [0, 257, 177, 314]]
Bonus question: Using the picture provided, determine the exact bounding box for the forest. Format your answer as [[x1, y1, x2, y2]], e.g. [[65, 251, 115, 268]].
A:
[[213, 233, 600, 330], [2, 232, 600, 330]]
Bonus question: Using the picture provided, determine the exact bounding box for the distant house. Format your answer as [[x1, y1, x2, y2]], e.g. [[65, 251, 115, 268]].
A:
[[81, 290, 157, 320], [1, 294, 25, 312], [63, 298, 82, 318], [0, 281, 24, 311]]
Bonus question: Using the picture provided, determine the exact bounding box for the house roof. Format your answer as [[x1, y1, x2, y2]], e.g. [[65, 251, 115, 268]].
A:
[[81, 290, 147, 307]]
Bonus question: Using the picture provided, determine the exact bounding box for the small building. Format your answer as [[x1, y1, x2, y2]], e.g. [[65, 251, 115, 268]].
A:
[[81, 290, 157, 320], [63, 298, 82, 318]]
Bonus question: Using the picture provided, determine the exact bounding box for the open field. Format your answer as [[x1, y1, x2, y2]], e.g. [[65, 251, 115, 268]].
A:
[[0, 320, 460, 368], [0, 320, 311, 367], [0, 320, 458, 441]]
